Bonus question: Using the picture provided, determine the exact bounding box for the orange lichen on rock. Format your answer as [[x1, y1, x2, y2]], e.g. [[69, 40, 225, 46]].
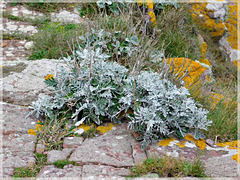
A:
[[190, 3, 225, 37], [77, 124, 94, 132], [232, 153, 240, 164], [137, 0, 156, 27], [216, 140, 240, 150], [148, 10, 157, 27], [225, 4, 238, 50], [96, 123, 115, 134], [159, 137, 175, 147], [184, 134, 207, 150], [176, 141, 186, 148], [164, 57, 208, 88], [233, 60, 240, 71]]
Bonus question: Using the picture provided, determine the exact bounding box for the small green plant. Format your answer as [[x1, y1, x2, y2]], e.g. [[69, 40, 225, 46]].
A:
[[97, 0, 127, 15], [13, 153, 47, 178], [52, 159, 79, 169], [78, 4, 96, 17], [128, 155, 206, 177]]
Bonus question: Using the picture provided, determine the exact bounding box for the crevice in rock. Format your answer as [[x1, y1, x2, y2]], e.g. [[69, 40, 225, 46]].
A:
[[130, 143, 135, 164], [78, 161, 133, 170]]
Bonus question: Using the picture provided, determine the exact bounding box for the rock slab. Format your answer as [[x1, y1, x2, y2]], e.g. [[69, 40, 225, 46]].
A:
[[69, 133, 135, 167]]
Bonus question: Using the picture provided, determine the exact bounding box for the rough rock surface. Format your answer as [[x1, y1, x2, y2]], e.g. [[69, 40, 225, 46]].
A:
[[1, 103, 37, 177], [51, 9, 84, 24], [47, 148, 73, 164], [37, 164, 82, 178], [82, 165, 131, 177], [205, 154, 239, 177], [2, 102, 37, 135], [69, 132, 135, 167], [2, 40, 31, 62], [2, 18, 38, 35], [2, 59, 68, 106], [63, 136, 84, 149]]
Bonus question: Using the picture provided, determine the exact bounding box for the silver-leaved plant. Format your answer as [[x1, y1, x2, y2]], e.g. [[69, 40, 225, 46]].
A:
[[27, 29, 211, 150]]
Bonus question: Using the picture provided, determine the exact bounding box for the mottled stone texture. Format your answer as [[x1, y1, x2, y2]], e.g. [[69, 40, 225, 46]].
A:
[[69, 133, 135, 167], [2, 59, 68, 106]]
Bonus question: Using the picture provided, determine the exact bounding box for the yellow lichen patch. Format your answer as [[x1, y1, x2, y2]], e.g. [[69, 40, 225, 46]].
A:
[[190, 3, 225, 37], [146, 0, 154, 9], [184, 134, 206, 150], [137, 0, 143, 6], [137, 0, 156, 27], [224, 140, 240, 150], [225, 4, 238, 49], [233, 60, 240, 71], [200, 59, 211, 66], [176, 141, 186, 148], [77, 124, 91, 131], [195, 139, 207, 150], [164, 58, 208, 88], [45, 74, 54, 80], [159, 137, 175, 147], [28, 129, 37, 136], [232, 153, 240, 164], [96, 123, 115, 134], [216, 140, 240, 149], [215, 142, 226, 147], [148, 10, 157, 27], [184, 134, 196, 141]]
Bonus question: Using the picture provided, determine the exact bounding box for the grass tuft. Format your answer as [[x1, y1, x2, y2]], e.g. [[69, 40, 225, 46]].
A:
[[128, 155, 206, 177], [13, 153, 47, 178]]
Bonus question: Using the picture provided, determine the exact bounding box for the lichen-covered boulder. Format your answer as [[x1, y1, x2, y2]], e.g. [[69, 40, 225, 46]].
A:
[[164, 57, 212, 88], [190, 2, 240, 63]]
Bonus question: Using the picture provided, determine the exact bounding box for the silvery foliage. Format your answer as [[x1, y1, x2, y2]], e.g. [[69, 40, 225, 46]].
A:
[[123, 71, 211, 149], [27, 29, 211, 149], [27, 47, 129, 125], [97, 0, 127, 15], [78, 28, 139, 58]]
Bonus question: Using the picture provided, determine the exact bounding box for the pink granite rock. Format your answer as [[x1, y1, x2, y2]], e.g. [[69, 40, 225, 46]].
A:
[[82, 165, 131, 177], [63, 136, 84, 149], [69, 133, 135, 167], [47, 148, 74, 163]]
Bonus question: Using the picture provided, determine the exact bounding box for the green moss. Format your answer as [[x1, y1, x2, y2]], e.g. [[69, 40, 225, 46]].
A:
[[52, 159, 79, 169]]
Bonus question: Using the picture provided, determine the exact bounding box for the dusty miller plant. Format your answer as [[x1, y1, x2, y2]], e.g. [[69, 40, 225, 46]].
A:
[[123, 71, 211, 149], [27, 29, 211, 150]]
